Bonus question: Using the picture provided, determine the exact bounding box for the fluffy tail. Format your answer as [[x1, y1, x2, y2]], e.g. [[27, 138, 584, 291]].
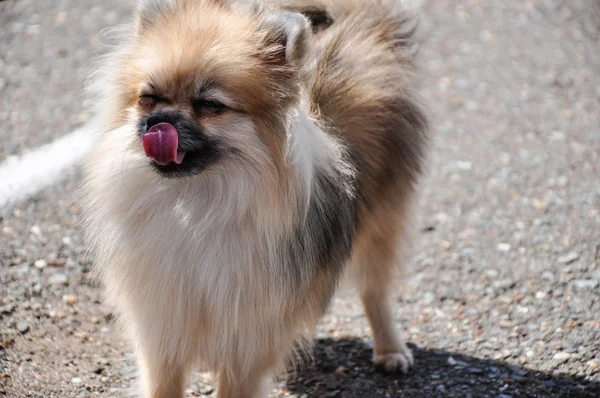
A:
[[308, 0, 428, 204]]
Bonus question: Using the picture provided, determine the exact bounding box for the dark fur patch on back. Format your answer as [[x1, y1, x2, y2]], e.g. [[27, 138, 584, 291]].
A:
[[304, 170, 355, 269], [285, 166, 356, 288], [283, 6, 334, 33], [299, 8, 334, 33]]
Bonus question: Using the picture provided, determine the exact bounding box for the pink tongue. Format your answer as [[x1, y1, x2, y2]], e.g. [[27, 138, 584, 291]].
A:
[[142, 123, 185, 166]]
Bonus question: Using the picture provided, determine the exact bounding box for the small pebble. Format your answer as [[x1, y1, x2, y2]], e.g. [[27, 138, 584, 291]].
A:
[[467, 367, 483, 374], [510, 366, 528, 376], [17, 321, 30, 334], [493, 279, 514, 290], [535, 291, 547, 299], [485, 269, 500, 278], [30, 225, 42, 237], [525, 349, 535, 358], [497, 243, 511, 252], [63, 294, 77, 305], [71, 377, 82, 384], [333, 366, 347, 377], [498, 395, 513, 398], [49, 273, 68, 285], [456, 160, 472, 170], [532, 199, 548, 210], [50, 258, 67, 267], [436, 384, 446, 393], [46, 252, 58, 263], [423, 291, 436, 304], [516, 305, 529, 314], [2, 226, 16, 239], [480, 30, 495, 42], [541, 271, 555, 281], [550, 130, 565, 141], [447, 356, 457, 366], [558, 252, 579, 264], [34, 259, 48, 270], [553, 352, 571, 362], [1, 304, 15, 314], [57, 311, 67, 319], [571, 279, 599, 290], [587, 360, 598, 369]]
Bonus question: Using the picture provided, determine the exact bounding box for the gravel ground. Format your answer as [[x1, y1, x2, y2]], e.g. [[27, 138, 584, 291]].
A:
[[0, 0, 132, 160], [1, 0, 600, 397]]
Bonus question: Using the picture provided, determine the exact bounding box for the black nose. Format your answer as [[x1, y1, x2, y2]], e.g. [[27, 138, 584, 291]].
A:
[[146, 114, 165, 130]]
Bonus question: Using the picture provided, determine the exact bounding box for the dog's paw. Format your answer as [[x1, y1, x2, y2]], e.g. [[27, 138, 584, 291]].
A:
[[373, 347, 414, 373]]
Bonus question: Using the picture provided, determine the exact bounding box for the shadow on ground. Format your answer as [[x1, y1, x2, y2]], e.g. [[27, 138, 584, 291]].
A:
[[283, 338, 600, 398]]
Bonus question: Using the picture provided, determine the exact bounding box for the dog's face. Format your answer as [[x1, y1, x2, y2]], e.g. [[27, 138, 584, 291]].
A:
[[112, 0, 310, 178]]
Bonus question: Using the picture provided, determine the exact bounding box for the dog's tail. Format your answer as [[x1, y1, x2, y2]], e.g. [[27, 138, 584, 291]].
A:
[[306, 0, 428, 200]]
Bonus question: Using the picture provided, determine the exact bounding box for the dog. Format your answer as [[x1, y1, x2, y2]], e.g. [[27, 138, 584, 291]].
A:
[[82, 0, 428, 396]]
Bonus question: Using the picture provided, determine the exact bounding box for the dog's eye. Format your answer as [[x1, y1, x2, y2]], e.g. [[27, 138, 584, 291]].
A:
[[193, 99, 227, 115], [138, 94, 171, 110], [138, 94, 164, 109]]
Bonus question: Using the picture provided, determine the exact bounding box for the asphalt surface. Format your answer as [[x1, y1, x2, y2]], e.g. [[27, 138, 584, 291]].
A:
[[1, 0, 600, 397]]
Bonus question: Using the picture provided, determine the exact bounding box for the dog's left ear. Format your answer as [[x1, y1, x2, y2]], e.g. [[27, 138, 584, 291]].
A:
[[260, 11, 311, 67]]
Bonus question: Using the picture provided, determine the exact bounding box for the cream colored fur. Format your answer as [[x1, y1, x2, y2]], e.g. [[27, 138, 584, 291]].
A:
[[83, 106, 347, 397]]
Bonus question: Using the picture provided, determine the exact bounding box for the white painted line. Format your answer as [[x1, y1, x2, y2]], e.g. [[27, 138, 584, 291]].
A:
[[0, 124, 97, 209]]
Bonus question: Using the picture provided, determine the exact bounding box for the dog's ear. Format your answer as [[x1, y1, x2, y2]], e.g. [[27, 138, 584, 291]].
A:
[[136, 0, 175, 32], [260, 11, 311, 67]]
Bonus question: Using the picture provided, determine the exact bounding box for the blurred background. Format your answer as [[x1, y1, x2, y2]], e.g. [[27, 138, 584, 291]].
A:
[[1, 0, 599, 397]]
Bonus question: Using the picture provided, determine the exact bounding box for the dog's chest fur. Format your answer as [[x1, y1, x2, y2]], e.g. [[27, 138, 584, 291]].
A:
[[84, 115, 356, 368]]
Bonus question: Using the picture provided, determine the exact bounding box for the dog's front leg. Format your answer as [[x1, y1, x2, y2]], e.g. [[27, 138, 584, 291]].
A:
[[216, 363, 273, 398], [137, 348, 188, 398]]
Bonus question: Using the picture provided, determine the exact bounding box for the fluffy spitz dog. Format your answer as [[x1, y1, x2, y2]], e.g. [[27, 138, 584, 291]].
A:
[[82, 0, 427, 396]]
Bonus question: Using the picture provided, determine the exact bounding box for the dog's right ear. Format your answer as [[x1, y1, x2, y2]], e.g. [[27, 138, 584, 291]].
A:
[[136, 0, 175, 32], [259, 11, 311, 67]]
